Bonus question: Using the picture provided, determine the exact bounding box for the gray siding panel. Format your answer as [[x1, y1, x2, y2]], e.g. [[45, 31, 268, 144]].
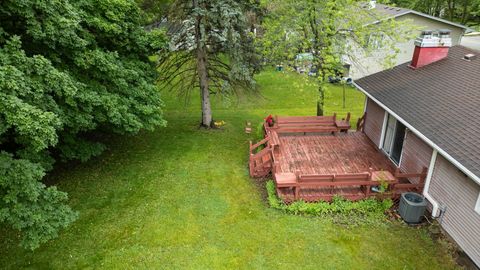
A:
[[349, 13, 464, 79], [364, 98, 385, 147], [399, 131, 433, 183], [429, 155, 480, 266]]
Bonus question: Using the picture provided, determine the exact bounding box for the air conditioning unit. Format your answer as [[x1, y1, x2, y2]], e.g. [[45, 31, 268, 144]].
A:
[[399, 192, 427, 224]]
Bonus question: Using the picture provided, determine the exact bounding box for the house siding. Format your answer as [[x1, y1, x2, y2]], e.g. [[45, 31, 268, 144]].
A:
[[364, 98, 385, 148], [429, 155, 480, 266], [461, 33, 480, 51], [349, 13, 465, 79], [399, 131, 433, 183]]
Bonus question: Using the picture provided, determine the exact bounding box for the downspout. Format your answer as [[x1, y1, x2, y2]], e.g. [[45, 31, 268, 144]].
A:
[[423, 149, 440, 217]]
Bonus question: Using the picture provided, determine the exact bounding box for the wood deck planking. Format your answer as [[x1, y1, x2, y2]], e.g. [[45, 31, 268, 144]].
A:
[[276, 132, 395, 176], [249, 116, 426, 203]]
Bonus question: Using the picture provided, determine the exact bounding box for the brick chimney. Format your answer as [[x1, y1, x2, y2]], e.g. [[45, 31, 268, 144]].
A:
[[409, 29, 452, 69]]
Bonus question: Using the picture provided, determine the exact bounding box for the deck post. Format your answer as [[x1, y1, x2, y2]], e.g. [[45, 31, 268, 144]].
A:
[[272, 161, 278, 175], [356, 112, 366, 132], [365, 168, 373, 197], [333, 113, 338, 136], [394, 167, 401, 177], [294, 170, 300, 200], [249, 141, 254, 177], [365, 182, 371, 197]]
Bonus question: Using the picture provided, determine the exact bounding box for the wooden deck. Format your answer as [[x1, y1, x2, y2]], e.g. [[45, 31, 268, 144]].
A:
[[276, 133, 395, 175], [249, 115, 427, 203]]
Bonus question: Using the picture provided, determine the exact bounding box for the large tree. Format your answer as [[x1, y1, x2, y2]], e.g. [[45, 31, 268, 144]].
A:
[[136, 0, 173, 24], [260, 0, 415, 116], [0, 0, 166, 249], [157, 0, 258, 127]]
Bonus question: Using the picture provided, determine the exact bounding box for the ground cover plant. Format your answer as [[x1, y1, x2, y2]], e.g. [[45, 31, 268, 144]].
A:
[[0, 69, 460, 269], [266, 180, 393, 221]]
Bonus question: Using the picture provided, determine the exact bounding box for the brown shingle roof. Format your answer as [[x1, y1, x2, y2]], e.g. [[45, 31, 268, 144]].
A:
[[355, 46, 480, 179]]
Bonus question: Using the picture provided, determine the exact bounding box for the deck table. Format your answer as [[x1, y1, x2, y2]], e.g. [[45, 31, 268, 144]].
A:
[[370, 170, 397, 183]]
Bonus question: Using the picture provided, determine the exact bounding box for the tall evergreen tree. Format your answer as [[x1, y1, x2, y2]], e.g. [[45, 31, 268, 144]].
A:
[[158, 0, 257, 127]]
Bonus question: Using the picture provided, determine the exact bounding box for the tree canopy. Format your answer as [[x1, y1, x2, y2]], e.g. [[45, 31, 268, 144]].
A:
[[136, 0, 174, 24], [259, 0, 415, 115], [0, 0, 166, 249], [157, 0, 258, 127], [381, 0, 480, 27]]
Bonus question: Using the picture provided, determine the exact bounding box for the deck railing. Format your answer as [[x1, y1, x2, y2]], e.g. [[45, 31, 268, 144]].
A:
[[293, 172, 378, 201], [356, 112, 366, 132], [249, 137, 274, 178], [253, 114, 428, 203], [274, 167, 428, 203], [248, 122, 283, 178], [264, 114, 351, 135], [391, 167, 428, 195]]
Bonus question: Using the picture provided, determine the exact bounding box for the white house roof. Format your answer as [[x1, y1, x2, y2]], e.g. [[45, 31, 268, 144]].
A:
[[371, 3, 469, 31]]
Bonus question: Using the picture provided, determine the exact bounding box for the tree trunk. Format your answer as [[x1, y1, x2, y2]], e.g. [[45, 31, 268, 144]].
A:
[[194, 0, 213, 128], [317, 84, 324, 116], [197, 48, 213, 127], [447, 0, 455, 21], [316, 101, 324, 116], [461, 0, 470, 24]]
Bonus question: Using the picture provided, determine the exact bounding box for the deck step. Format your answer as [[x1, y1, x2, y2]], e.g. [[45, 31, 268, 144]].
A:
[[249, 143, 274, 178]]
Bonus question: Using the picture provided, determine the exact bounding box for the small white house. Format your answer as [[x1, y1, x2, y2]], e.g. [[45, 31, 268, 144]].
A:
[[347, 3, 468, 79]]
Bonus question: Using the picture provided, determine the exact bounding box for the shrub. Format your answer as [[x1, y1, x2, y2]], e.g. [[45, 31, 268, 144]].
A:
[[266, 180, 285, 209], [266, 180, 393, 223]]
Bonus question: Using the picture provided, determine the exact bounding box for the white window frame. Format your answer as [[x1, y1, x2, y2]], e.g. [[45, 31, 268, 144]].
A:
[[382, 114, 398, 155], [379, 112, 407, 166], [378, 111, 388, 149], [366, 33, 386, 50], [475, 192, 480, 215]]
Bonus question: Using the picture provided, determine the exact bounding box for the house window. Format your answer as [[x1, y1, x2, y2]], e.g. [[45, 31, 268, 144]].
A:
[[475, 192, 480, 215], [381, 113, 406, 165], [366, 33, 385, 49]]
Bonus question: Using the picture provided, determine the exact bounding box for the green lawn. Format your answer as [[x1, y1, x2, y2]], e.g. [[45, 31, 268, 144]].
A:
[[0, 70, 458, 269], [167, 69, 365, 122]]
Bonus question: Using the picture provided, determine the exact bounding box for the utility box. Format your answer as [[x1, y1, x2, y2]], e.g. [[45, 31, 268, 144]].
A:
[[399, 192, 427, 224]]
